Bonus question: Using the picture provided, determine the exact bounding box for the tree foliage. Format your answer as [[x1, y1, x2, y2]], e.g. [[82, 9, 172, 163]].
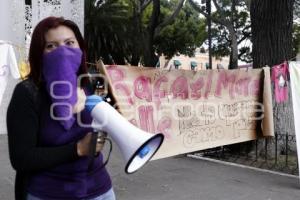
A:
[[189, 0, 252, 68], [293, 23, 300, 56], [85, 0, 131, 64], [211, 2, 251, 63], [154, 2, 207, 59], [85, 0, 207, 66], [294, 0, 300, 20]]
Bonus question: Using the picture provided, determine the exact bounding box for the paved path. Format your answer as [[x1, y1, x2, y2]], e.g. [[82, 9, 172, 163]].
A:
[[1, 135, 300, 200]]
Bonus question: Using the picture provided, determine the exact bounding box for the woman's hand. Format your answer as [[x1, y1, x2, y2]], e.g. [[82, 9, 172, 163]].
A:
[[73, 88, 86, 113], [76, 132, 105, 156]]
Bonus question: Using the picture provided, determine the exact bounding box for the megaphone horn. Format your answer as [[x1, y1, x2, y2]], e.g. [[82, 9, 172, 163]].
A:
[[85, 95, 164, 174]]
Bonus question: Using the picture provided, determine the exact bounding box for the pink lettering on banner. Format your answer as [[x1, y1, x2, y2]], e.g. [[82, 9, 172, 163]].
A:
[[106, 65, 125, 82], [138, 105, 155, 133], [204, 71, 213, 99], [115, 84, 134, 105], [153, 76, 168, 109], [190, 77, 205, 100], [138, 106, 147, 132], [157, 117, 172, 139], [249, 79, 260, 96], [170, 76, 189, 99], [134, 76, 152, 102], [215, 71, 236, 99], [147, 106, 155, 133], [235, 77, 251, 96], [107, 66, 134, 105]]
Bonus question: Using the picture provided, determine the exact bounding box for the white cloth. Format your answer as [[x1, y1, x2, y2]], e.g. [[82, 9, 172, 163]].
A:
[[289, 61, 300, 181], [0, 43, 20, 134], [0, 43, 20, 105]]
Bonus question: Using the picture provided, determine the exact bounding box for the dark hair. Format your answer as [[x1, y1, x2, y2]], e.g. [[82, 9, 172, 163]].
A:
[[28, 16, 89, 87]]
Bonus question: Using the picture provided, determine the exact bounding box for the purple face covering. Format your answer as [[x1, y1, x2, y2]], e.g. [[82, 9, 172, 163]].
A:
[[42, 45, 83, 130]]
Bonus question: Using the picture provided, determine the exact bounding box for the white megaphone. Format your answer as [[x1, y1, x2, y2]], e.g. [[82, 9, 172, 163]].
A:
[[85, 95, 164, 174]]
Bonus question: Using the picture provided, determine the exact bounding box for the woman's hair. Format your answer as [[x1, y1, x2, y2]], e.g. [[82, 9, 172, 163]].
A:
[[28, 16, 88, 87]]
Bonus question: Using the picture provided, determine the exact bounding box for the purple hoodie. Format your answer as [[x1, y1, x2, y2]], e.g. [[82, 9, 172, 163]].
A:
[[28, 46, 112, 199], [27, 88, 112, 200]]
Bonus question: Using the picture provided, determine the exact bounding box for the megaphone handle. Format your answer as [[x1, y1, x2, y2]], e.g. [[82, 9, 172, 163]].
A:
[[87, 131, 99, 171], [101, 137, 113, 168], [87, 132, 113, 173]]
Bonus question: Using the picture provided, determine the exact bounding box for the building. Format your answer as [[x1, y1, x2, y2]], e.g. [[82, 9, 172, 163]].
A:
[[159, 51, 230, 71]]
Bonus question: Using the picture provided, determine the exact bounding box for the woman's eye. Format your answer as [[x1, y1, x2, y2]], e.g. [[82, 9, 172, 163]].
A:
[[46, 44, 55, 49], [66, 41, 75, 46]]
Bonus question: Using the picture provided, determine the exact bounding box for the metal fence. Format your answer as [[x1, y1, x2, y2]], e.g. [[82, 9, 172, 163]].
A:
[[191, 133, 299, 175]]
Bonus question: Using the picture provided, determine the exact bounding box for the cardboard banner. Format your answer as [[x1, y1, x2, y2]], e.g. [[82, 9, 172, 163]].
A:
[[289, 61, 300, 179], [262, 67, 275, 137], [100, 64, 274, 159]]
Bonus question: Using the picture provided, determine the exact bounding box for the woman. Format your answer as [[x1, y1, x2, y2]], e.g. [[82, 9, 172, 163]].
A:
[[6, 17, 115, 200]]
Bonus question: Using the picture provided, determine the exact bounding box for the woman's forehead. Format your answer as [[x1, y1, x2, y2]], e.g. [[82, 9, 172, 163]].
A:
[[45, 25, 75, 42]]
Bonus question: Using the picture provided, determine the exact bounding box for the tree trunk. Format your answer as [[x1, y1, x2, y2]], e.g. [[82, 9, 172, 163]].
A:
[[228, 24, 238, 69], [130, 21, 142, 66], [143, 33, 158, 67], [227, 0, 238, 69], [250, 0, 295, 139], [251, 0, 294, 68], [143, 0, 160, 67], [130, 2, 143, 66], [143, 0, 185, 67]]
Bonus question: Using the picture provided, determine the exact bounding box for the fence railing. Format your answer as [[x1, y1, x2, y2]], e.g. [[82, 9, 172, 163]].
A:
[[190, 133, 299, 175]]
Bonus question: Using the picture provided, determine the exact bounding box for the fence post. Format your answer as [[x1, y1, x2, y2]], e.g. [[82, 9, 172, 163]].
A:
[[285, 134, 288, 167], [275, 133, 278, 165], [265, 138, 268, 162], [255, 140, 258, 161]]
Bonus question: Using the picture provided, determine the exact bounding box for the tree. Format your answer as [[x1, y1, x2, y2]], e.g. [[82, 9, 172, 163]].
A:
[[294, 0, 300, 20], [250, 0, 295, 136], [85, 0, 131, 64], [154, 1, 207, 60], [139, 0, 186, 67], [251, 0, 294, 68], [294, 0, 300, 55], [189, 0, 250, 69], [293, 23, 300, 56], [210, 5, 252, 64], [85, 0, 206, 67]]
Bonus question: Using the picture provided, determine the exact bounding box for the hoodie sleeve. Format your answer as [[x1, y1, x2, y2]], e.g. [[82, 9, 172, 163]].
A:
[[6, 82, 79, 172]]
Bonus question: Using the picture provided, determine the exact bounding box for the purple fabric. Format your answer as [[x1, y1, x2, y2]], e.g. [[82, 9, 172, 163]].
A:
[[27, 89, 112, 199], [33, 47, 113, 198], [42, 46, 82, 130]]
